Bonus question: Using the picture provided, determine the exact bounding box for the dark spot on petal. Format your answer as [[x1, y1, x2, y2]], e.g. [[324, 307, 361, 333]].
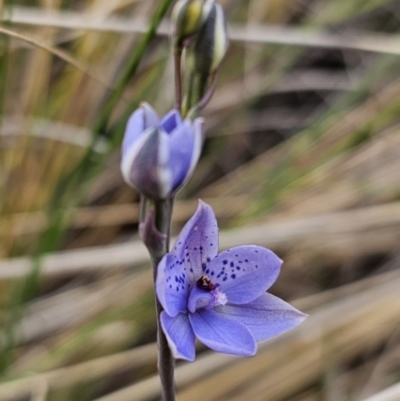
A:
[[230, 262, 234, 267], [223, 260, 228, 265], [231, 274, 236, 279]]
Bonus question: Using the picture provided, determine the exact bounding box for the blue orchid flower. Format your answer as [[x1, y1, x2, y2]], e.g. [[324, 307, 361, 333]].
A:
[[121, 103, 203, 200], [156, 201, 308, 361]]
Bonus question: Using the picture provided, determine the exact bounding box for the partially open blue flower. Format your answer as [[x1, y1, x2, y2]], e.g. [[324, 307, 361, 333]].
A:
[[156, 201, 308, 361], [121, 103, 203, 200]]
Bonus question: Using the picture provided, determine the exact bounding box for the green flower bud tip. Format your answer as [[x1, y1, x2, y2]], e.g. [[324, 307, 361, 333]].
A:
[[185, 2, 229, 75], [172, 0, 206, 45]]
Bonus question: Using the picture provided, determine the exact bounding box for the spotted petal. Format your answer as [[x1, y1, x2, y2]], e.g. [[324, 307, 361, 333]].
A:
[[171, 201, 219, 284], [160, 312, 196, 361], [216, 293, 308, 341], [205, 246, 282, 304], [189, 309, 256, 357], [157, 253, 190, 317]]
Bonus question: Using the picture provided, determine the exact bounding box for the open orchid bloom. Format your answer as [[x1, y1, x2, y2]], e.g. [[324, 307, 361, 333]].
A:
[[121, 103, 203, 200], [156, 201, 308, 361]]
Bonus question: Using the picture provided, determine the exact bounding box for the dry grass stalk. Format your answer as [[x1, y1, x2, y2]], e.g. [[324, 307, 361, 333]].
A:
[[5, 196, 248, 236], [19, 270, 151, 343], [1, 264, 399, 400], [177, 277, 400, 401], [201, 78, 400, 199], [35, 267, 398, 401], [268, 122, 400, 220], [0, 343, 157, 401], [2, 201, 400, 279], [362, 383, 400, 401], [9, 7, 400, 57]]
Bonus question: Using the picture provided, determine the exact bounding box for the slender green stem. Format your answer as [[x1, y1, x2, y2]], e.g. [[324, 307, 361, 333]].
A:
[[174, 47, 183, 112], [140, 195, 148, 225], [146, 197, 175, 401]]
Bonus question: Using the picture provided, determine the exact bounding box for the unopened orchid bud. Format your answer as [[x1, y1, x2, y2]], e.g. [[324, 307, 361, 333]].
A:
[[185, 2, 229, 76], [172, 0, 206, 46], [121, 103, 203, 200], [182, 2, 229, 115]]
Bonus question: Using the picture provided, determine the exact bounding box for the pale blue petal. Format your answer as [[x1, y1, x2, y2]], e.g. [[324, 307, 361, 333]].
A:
[[128, 128, 172, 199], [169, 121, 195, 190], [160, 109, 182, 134], [157, 253, 190, 317], [206, 246, 282, 304], [171, 201, 219, 284], [184, 118, 204, 181], [216, 293, 308, 342], [160, 312, 196, 361], [122, 107, 145, 155], [189, 309, 256, 357], [141, 102, 159, 129]]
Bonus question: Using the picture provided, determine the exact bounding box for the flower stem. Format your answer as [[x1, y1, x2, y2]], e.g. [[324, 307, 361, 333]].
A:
[[174, 47, 183, 113], [146, 198, 175, 401]]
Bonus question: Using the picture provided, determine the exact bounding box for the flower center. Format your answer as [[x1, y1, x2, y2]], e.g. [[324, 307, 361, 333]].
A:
[[196, 275, 217, 291], [188, 275, 227, 313]]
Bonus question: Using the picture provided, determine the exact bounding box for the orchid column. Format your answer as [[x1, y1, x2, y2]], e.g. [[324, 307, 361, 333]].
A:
[[120, 1, 229, 400]]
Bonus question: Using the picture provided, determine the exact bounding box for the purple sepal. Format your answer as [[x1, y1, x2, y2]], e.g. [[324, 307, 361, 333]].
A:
[[172, 200, 218, 280], [160, 312, 196, 361], [189, 309, 256, 357], [206, 246, 282, 304], [156, 201, 218, 317], [157, 253, 189, 317], [216, 293, 308, 341]]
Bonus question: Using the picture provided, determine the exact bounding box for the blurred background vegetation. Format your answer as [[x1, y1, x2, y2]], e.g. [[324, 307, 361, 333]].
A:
[[0, 0, 400, 400]]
